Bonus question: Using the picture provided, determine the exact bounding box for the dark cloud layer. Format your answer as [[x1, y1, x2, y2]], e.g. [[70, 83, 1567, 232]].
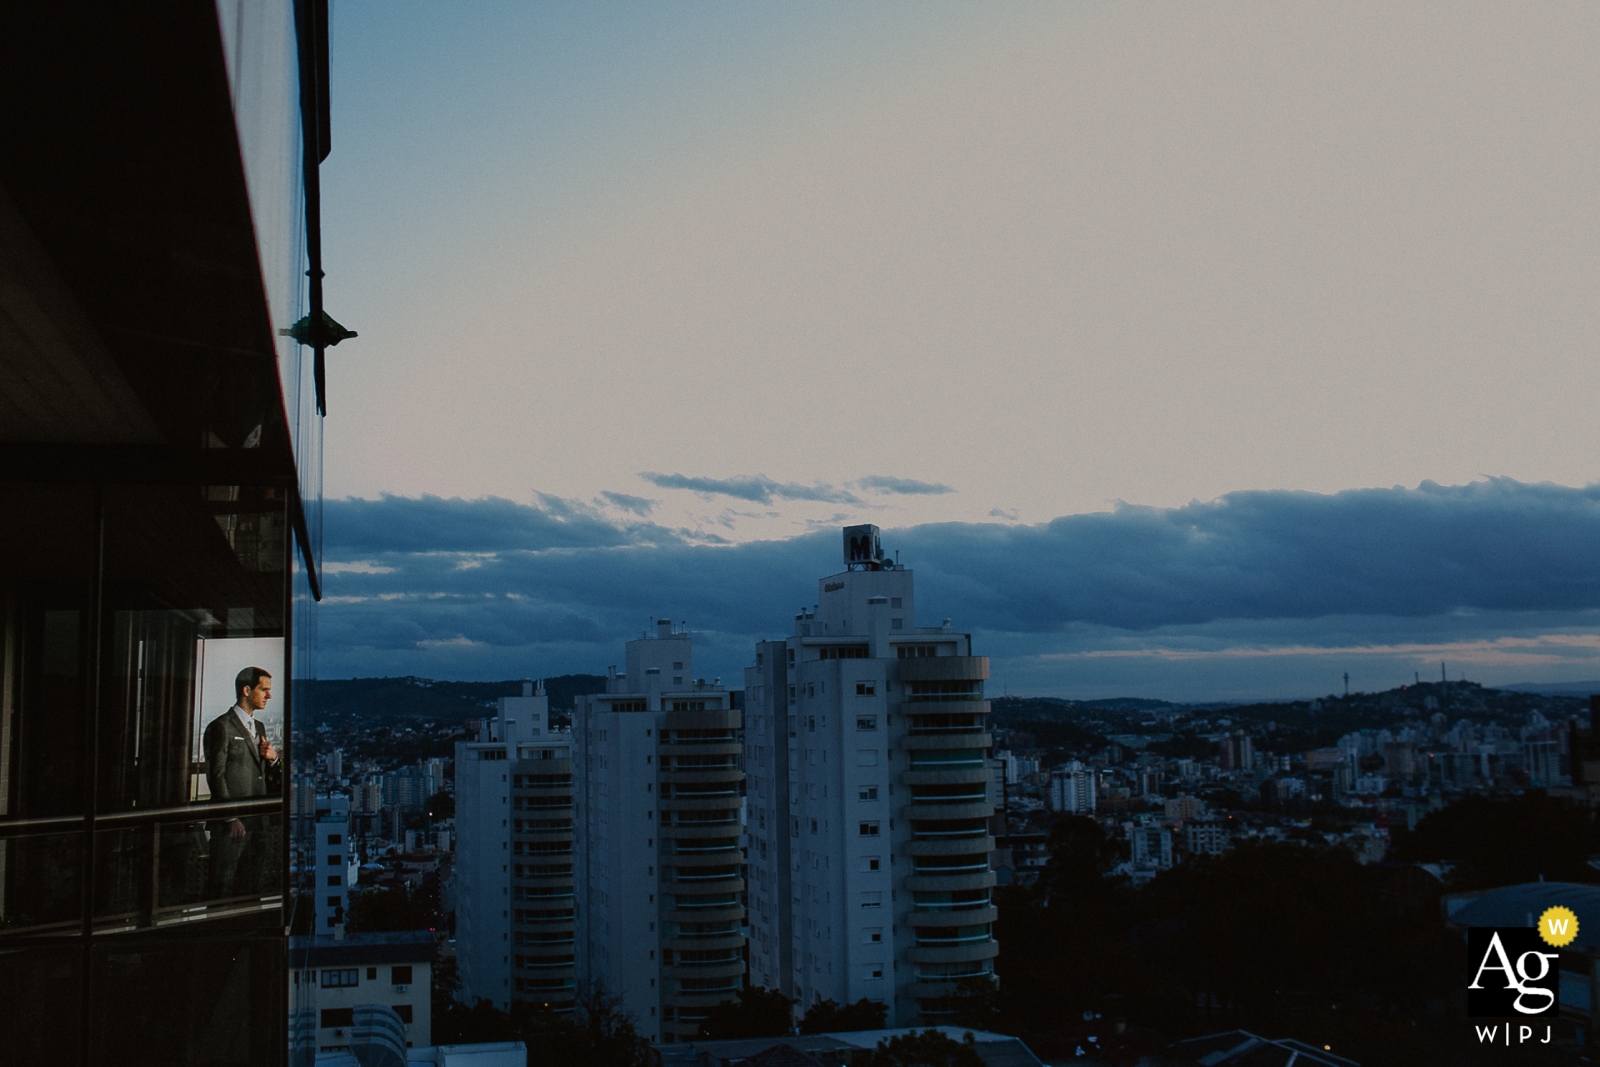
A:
[[638, 472, 861, 505], [318, 479, 1600, 684], [855, 475, 955, 495]]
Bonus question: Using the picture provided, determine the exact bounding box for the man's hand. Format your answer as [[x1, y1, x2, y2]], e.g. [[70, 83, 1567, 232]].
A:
[[229, 818, 246, 839], [259, 734, 278, 763]]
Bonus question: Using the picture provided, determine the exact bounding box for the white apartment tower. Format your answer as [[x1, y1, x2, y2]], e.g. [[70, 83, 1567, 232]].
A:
[[315, 795, 356, 934], [745, 525, 998, 1026], [454, 680, 575, 1013], [574, 622, 747, 1044]]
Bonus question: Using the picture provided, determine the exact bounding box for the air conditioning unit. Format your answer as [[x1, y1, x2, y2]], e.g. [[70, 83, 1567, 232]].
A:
[[333, 1030, 344, 1037], [395, 984, 408, 993]]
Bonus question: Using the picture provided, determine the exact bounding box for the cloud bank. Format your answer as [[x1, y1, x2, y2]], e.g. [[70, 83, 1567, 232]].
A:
[[638, 472, 862, 505], [317, 479, 1600, 699]]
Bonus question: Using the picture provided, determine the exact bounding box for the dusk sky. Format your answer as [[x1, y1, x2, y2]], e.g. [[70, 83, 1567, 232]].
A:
[[316, 2, 1600, 700]]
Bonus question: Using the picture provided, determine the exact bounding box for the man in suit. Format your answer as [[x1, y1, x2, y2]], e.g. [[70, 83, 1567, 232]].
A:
[[204, 665, 282, 896]]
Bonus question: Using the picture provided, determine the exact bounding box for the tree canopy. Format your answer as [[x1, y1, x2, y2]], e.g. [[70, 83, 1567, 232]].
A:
[[799, 996, 888, 1034], [698, 986, 795, 1040]]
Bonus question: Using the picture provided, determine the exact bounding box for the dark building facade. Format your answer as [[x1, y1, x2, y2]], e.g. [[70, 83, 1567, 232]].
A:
[[0, 4, 336, 1064]]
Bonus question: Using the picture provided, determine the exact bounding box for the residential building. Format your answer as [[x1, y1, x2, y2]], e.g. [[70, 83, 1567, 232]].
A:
[[574, 622, 747, 1043], [385, 759, 446, 813], [0, 4, 336, 1061], [317, 795, 358, 933], [1218, 731, 1254, 772], [289, 931, 435, 1053], [1185, 821, 1233, 857], [454, 681, 575, 1013], [744, 525, 998, 1026], [1525, 740, 1562, 787], [1128, 822, 1173, 869], [1048, 762, 1096, 814], [1164, 795, 1207, 821]]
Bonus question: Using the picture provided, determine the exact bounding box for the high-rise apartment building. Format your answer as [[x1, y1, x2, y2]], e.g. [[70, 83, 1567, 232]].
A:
[[574, 622, 747, 1043], [316, 795, 357, 933], [1048, 762, 1097, 814], [454, 681, 575, 1013], [2, 4, 338, 1062], [744, 526, 998, 1026]]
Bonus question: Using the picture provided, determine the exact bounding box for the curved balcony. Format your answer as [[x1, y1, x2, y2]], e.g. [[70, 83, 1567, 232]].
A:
[[902, 801, 991, 822], [910, 887, 991, 913], [910, 818, 989, 841], [909, 853, 989, 876], [667, 837, 741, 855], [517, 933, 576, 947], [513, 819, 575, 837], [665, 956, 745, 979], [514, 796, 573, 811], [664, 754, 741, 773], [902, 710, 985, 735], [908, 735, 992, 758], [910, 975, 998, 1004], [903, 870, 997, 894], [906, 835, 995, 858], [515, 954, 576, 969], [665, 932, 745, 954], [513, 908, 576, 925], [906, 905, 998, 927], [659, 740, 742, 759], [910, 935, 998, 961], [906, 747, 987, 769], [668, 864, 741, 883], [515, 862, 574, 879], [903, 768, 990, 789], [670, 979, 746, 1002], [663, 781, 742, 799], [906, 783, 989, 805], [665, 901, 745, 926], [661, 815, 742, 836], [663, 793, 742, 811], [672, 854, 743, 877]]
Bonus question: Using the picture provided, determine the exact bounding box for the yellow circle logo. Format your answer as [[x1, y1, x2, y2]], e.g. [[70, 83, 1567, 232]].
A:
[[1539, 906, 1579, 948]]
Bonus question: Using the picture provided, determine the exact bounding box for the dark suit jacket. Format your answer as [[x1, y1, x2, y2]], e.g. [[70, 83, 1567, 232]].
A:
[[204, 708, 279, 800]]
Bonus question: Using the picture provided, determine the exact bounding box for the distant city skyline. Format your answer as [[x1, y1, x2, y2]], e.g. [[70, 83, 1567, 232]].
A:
[[317, 2, 1600, 700]]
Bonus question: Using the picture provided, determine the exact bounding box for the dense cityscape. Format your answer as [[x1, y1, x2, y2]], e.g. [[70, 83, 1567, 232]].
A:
[[284, 533, 1600, 1065]]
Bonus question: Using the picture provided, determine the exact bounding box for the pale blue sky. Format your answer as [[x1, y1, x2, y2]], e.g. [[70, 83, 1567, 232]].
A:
[[316, 2, 1600, 698]]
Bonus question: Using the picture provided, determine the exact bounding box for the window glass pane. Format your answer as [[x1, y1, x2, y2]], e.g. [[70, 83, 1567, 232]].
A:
[[93, 815, 284, 929], [89, 927, 283, 1066], [0, 940, 81, 1063], [0, 831, 83, 933], [0, 486, 97, 819]]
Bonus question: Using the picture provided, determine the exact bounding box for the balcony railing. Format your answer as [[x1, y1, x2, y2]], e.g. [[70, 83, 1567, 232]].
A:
[[912, 891, 990, 913], [673, 866, 741, 883], [909, 787, 987, 804], [671, 922, 741, 939], [907, 715, 987, 734], [914, 924, 993, 946], [912, 858, 989, 875], [909, 750, 986, 769], [672, 839, 740, 854], [674, 895, 738, 910], [911, 820, 988, 840]]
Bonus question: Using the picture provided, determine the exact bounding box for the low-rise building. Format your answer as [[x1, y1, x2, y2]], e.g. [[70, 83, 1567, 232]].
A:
[[289, 930, 436, 1054]]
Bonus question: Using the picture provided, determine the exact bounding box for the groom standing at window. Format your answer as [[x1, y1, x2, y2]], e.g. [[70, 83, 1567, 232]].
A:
[[205, 666, 281, 896]]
